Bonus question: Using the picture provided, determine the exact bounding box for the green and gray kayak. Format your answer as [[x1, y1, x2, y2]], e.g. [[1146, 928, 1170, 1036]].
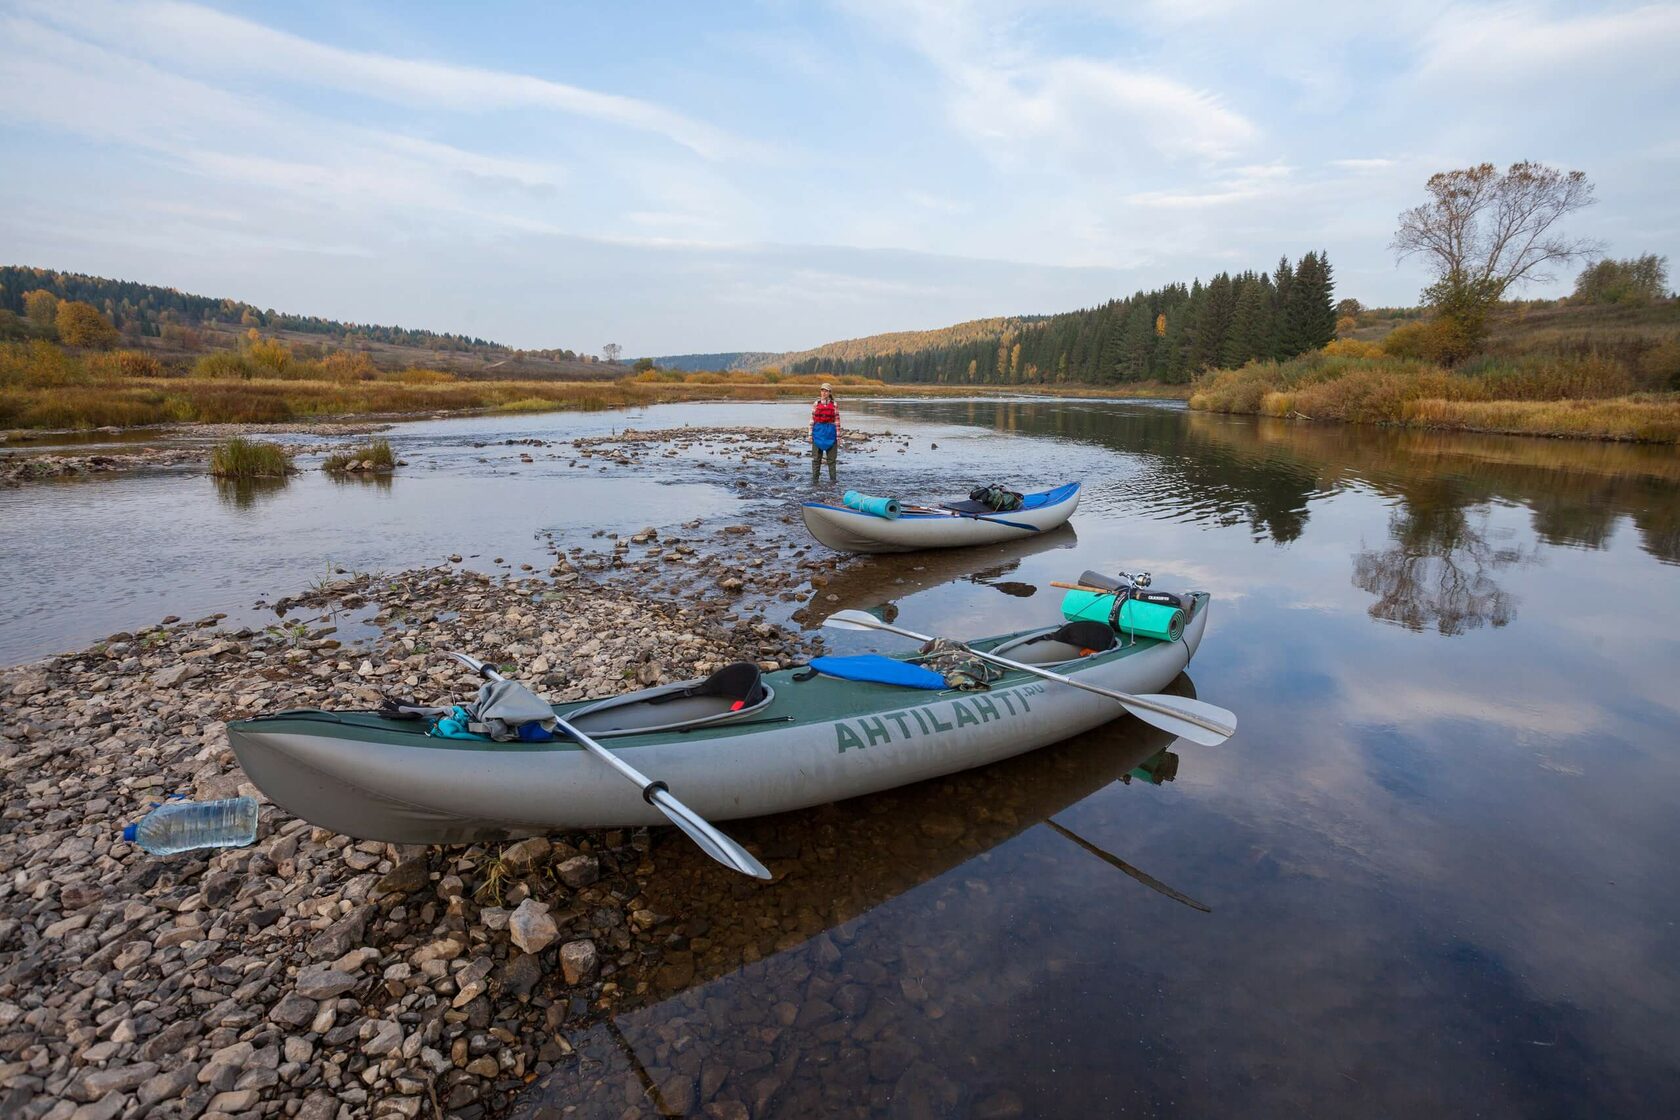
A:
[[228, 594, 1210, 844]]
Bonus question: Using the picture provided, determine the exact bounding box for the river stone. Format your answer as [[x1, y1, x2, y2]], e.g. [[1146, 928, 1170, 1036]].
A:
[[308, 906, 369, 959], [361, 1020, 403, 1057], [501, 837, 550, 867], [80, 1061, 158, 1099], [375, 857, 430, 897], [268, 993, 317, 1027], [509, 899, 559, 954], [295, 969, 359, 1000], [557, 854, 599, 888], [559, 939, 599, 985]]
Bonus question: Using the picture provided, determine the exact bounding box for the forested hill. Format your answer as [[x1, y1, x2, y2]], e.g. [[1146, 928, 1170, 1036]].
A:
[[649, 351, 780, 372], [0, 265, 582, 359], [779, 252, 1337, 385]]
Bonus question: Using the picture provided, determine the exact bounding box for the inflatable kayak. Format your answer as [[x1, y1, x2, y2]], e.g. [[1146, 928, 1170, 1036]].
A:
[[801, 481, 1080, 553], [228, 592, 1208, 844]]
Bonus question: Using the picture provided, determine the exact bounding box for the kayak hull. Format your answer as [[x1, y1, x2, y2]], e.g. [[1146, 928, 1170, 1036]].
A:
[[801, 481, 1079, 553], [229, 593, 1208, 843]]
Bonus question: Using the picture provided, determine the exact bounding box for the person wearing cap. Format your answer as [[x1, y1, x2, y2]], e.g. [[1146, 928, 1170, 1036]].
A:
[[808, 383, 841, 484]]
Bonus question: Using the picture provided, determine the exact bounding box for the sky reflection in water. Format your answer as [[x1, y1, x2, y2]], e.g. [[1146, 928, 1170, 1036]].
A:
[[513, 398, 1680, 1118]]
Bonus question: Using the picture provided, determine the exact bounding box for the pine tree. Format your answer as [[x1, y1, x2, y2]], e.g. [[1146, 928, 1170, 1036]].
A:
[[1270, 257, 1296, 360]]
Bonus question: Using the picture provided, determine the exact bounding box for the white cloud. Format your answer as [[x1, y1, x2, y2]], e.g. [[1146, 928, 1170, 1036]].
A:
[[846, 0, 1258, 169], [22, 0, 751, 160], [1418, 3, 1680, 82]]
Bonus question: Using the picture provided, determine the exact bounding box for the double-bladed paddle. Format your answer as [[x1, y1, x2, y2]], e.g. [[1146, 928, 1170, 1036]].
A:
[[819, 610, 1237, 747], [446, 651, 772, 881]]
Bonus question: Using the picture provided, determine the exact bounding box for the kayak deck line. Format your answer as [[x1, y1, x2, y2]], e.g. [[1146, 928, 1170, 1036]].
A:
[[226, 595, 1211, 840], [233, 604, 1203, 754]]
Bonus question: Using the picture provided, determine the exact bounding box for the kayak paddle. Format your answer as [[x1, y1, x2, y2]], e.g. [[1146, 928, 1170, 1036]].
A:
[[446, 652, 772, 880], [819, 610, 1237, 747]]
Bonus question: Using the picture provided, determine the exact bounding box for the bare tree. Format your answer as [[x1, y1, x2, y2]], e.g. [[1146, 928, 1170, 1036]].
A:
[[1391, 161, 1599, 343], [602, 343, 623, 363]]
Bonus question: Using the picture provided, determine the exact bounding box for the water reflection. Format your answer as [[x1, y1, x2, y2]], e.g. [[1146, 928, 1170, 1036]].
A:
[[791, 526, 1077, 628], [1352, 483, 1530, 635], [212, 476, 290, 510], [513, 679, 1201, 1119], [326, 471, 395, 494]]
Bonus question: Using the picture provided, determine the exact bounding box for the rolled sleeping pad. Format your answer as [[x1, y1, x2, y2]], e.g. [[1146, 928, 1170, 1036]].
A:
[[1061, 589, 1185, 642], [842, 490, 902, 519]]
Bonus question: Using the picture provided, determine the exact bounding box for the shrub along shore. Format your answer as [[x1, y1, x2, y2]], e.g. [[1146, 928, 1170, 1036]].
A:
[[1189, 302, 1680, 443]]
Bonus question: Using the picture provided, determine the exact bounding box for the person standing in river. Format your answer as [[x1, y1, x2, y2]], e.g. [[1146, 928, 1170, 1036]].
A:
[[809, 383, 841, 484]]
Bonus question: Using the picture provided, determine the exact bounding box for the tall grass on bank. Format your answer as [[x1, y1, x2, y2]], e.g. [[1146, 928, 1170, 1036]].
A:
[[1189, 350, 1680, 443], [209, 437, 294, 479]]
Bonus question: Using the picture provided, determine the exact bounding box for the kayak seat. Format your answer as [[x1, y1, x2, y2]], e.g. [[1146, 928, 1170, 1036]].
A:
[[645, 661, 764, 711], [992, 621, 1117, 666], [1031, 621, 1117, 654], [564, 662, 772, 738], [939, 499, 995, 515]]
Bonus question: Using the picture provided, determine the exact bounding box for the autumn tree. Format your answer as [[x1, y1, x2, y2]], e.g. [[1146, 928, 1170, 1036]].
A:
[[24, 289, 60, 332], [55, 300, 120, 348], [602, 343, 623, 363], [1392, 161, 1598, 353]]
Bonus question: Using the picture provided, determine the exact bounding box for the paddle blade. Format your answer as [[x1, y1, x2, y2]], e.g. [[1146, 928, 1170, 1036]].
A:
[[822, 609, 887, 632], [446, 651, 496, 679], [647, 788, 773, 880], [1119, 693, 1237, 747]]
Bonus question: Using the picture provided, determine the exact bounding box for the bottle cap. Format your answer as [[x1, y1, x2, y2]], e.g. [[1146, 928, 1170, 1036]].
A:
[[122, 823, 138, 842]]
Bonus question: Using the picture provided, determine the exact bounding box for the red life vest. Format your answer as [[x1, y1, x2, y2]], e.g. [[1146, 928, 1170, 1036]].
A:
[[811, 400, 838, 424]]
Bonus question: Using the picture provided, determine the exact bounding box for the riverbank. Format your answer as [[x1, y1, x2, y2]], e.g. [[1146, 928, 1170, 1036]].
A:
[[1188, 351, 1680, 442], [0, 555, 825, 1120], [1, 338, 1189, 433]]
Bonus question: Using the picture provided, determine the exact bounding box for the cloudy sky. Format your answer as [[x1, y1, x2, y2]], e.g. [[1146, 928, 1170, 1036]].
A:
[[2, 0, 1677, 354]]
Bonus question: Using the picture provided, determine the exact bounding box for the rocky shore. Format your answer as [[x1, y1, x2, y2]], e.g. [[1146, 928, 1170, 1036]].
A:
[[0, 561, 823, 1120], [1, 423, 390, 488]]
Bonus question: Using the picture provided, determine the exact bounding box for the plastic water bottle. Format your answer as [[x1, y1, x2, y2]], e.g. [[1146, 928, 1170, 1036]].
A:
[[122, 796, 260, 855]]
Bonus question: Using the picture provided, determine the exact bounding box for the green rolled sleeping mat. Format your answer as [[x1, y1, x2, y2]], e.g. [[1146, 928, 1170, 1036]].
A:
[[842, 490, 902, 519], [1061, 590, 1185, 642]]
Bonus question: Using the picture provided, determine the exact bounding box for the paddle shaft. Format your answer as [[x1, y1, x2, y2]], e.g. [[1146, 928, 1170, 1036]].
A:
[[447, 653, 771, 879], [830, 614, 1234, 741]]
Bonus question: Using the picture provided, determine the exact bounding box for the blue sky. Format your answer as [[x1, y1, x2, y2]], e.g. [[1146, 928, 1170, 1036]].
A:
[[2, 0, 1677, 354]]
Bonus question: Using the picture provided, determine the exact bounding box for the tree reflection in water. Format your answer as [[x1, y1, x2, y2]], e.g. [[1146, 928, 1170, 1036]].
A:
[[1353, 481, 1530, 635]]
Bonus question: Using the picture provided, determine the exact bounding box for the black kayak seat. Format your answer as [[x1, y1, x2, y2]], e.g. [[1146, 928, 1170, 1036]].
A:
[[646, 661, 764, 711], [939, 499, 995, 515], [1024, 620, 1116, 656]]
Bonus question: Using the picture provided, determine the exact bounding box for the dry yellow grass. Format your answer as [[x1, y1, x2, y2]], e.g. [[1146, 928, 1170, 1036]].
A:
[[1189, 349, 1680, 442]]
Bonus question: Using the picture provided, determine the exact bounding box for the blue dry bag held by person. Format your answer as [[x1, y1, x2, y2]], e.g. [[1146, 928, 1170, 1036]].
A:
[[809, 384, 840, 484]]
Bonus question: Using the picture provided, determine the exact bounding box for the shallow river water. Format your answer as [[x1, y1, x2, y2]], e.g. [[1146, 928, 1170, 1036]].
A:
[[7, 398, 1680, 1116]]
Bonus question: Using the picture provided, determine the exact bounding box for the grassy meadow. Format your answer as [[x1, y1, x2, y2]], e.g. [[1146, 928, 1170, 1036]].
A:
[[1189, 301, 1680, 443]]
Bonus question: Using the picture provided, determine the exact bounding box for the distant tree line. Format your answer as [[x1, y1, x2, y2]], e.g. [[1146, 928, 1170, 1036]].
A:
[[786, 252, 1336, 384], [0, 266, 586, 359], [1573, 255, 1670, 305]]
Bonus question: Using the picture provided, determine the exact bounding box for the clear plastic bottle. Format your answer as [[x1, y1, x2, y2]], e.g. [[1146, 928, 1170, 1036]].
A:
[[122, 796, 260, 855]]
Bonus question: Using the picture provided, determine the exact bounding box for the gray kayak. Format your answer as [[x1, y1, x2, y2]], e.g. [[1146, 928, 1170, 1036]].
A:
[[228, 595, 1210, 844]]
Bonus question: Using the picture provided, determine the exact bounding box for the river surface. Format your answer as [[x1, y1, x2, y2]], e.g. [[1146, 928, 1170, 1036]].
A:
[[7, 398, 1680, 1116]]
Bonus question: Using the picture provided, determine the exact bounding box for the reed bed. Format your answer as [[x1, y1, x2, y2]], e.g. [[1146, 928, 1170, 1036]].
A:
[[208, 437, 294, 479]]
